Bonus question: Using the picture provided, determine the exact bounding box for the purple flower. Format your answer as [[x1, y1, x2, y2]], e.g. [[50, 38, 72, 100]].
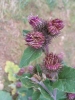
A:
[[17, 68, 25, 76], [48, 19, 64, 35], [28, 66, 34, 74], [44, 53, 62, 71], [28, 15, 42, 28], [67, 93, 75, 100], [25, 32, 45, 49]]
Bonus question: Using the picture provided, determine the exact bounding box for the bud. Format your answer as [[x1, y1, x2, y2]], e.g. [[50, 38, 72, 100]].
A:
[[17, 68, 25, 76], [48, 19, 64, 35], [16, 82, 22, 88], [44, 53, 62, 71], [28, 15, 42, 28], [28, 66, 34, 74], [67, 93, 75, 100], [25, 32, 45, 49]]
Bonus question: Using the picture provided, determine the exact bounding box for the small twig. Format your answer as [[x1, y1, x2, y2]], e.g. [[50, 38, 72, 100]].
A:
[[53, 89, 57, 100]]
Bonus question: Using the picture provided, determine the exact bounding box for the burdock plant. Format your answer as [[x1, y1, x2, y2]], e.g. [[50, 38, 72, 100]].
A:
[[1, 15, 75, 100]]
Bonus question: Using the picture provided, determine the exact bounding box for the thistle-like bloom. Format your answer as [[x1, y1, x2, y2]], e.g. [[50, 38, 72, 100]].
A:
[[25, 32, 45, 49], [44, 53, 62, 71], [48, 19, 64, 35], [28, 15, 42, 28], [67, 93, 75, 100]]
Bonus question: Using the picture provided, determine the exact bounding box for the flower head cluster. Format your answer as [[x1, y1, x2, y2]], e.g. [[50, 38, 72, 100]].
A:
[[67, 93, 75, 100], [28, 15, 64, 35], [25, 15, 64, 49], [44, 53, 62, 71]]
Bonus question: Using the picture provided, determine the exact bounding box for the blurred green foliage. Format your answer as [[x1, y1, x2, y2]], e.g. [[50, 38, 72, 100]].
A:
[[46, 0, 57, 10]]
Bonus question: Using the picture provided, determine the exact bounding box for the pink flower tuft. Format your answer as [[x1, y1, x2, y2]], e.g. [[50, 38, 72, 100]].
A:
[[25, 32, 45, 49], [28, 14, 42, 28], [44, 53, 62, 71], [67, 93, 75, 100], [48, 19, 64, 35]]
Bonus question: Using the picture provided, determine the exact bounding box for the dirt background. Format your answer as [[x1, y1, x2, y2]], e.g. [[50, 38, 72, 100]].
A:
[[0, 0, 75, 83]]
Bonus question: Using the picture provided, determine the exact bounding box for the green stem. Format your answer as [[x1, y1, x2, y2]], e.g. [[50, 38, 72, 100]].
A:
[[31, 77, 54, 99], [53, 89, 57, 100]]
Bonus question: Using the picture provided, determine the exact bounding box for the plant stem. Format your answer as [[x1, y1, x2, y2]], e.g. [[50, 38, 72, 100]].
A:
[[39, 81, 54, 99], [53, 89, 57, 100], [31, 77, 54, 99], [43, 44, 49, 55], [46, 44, 49, 54]]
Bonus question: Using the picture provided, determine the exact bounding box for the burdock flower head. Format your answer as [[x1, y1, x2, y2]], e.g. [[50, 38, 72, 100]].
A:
[[25, 32, 45, 49], [28, 14, 42, 28], [28, 14, 48, 32], [48, 19, 64, 35], [67, 93, 75, 100], [44, 53, 62, 71]]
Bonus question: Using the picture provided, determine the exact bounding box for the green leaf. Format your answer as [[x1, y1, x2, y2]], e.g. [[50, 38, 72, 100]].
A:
[[19, 47, 42, 68], [21, 77, 35, 88], [22, 30, 30, 36], [0, 91, 12, 100], [20, 77, 52, 99], [56, 90, 66, 100], [17, 95, 27, 100], [5, 61, 20, 81], [43, 79, 53, 92], [36, 64, 42, 75], [5, 61, 20, 73], [17, 88, 33, 100], [40, 88, 53, 100], [17, 87, 28, 93], [26, 88, 33, 98], [38, 95, 51, 100], [41, 80, 66, 100], [32, 90, 41, 100], [53, 65, 75, 93], [39, 80, 53, 100]]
